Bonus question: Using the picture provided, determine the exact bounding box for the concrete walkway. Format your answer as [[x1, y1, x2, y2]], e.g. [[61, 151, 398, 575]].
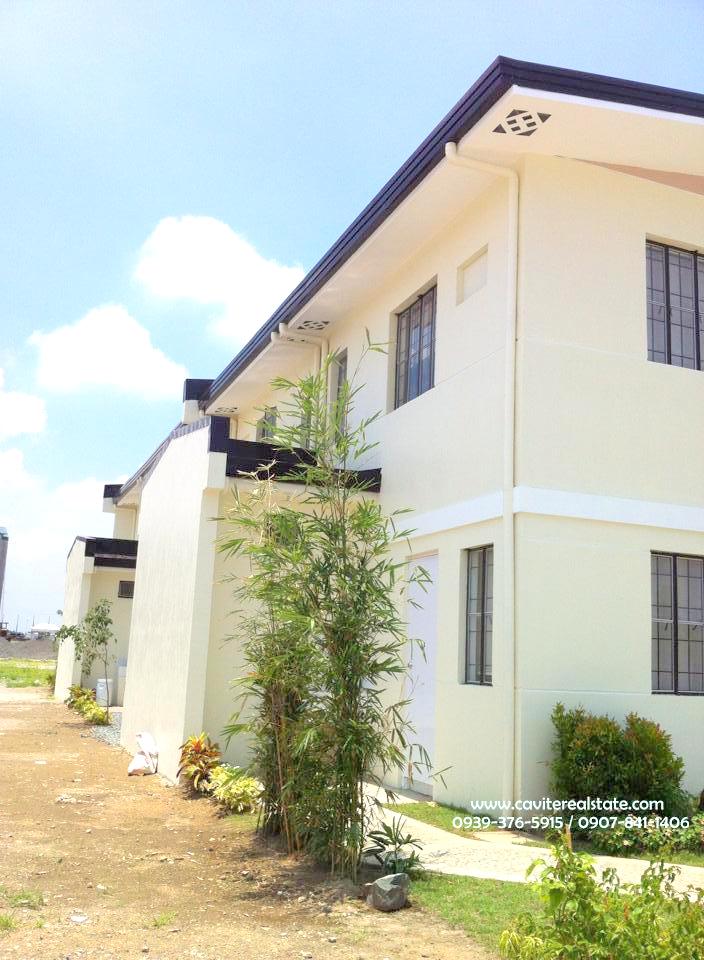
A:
[[376, 800, 704, 893]]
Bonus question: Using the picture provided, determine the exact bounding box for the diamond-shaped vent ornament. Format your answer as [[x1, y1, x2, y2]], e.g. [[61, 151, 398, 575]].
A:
[[298, 319, 329, 330], [493, 109, 551, 137]]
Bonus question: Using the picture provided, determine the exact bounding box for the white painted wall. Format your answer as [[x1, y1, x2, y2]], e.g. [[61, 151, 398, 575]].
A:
[[120, 425, 222, 780]]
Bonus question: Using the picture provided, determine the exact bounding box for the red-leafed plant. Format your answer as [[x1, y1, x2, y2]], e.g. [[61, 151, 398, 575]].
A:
[[177, 733, 221, 792]]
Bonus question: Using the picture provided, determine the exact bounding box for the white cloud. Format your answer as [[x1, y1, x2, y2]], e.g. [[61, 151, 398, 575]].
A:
[[134, 215, 305, 346], [1, 470, 112, 631], [0, 448, 39, 494], [29, 304, 187, 400], [0, 367, 47, 441]]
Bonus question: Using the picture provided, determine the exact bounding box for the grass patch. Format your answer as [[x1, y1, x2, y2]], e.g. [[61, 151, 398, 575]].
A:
[[224, 811, 258, 834], [385, 800, 496, 836], [0, 914, 16, 933], [0, 887, 43, 910], [0, 659, 55, 688], [412, 872, 539, 952], [151, 910, 177, 928]]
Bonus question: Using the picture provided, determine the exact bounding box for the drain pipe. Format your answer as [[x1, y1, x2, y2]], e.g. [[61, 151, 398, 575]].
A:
[[444, 142, 520, 809]]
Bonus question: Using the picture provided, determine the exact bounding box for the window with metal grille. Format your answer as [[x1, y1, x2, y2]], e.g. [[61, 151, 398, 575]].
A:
[[118, 580, 134, 599], [255, 406, 277, 441], [332, 349, 348, 434], [647, 241, 704, 369], [465, 545, 493, 685], [394, 286, 436, 408], [651, 552, 704, 694]]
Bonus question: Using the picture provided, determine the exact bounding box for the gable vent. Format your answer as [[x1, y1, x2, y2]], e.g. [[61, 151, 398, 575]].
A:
[[493, 109, 551, 137], [297, 319, 330, 331]]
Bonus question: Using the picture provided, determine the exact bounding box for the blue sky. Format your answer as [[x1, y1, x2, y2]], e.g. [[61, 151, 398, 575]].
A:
[[1, 0, 703, 628]]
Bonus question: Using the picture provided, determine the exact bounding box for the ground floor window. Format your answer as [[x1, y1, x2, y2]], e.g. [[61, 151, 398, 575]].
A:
[[465, 545, 493, 685], [652, 552, 704, 694]]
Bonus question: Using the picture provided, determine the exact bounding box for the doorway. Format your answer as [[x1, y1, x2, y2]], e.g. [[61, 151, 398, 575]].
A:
[[405, 553, 438, 796]]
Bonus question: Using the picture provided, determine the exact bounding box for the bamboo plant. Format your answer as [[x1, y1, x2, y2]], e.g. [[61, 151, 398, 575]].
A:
[[221, 345, 431, 877]]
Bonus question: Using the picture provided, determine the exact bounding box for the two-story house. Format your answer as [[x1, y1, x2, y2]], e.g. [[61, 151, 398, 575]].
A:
[[56, 57, 704, 802]]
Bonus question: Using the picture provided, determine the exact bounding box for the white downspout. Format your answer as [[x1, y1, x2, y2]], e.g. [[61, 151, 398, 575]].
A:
[[444, 142, 520, 809]]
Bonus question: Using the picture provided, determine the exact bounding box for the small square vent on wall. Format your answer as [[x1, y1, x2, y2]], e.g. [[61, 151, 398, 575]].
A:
[[457, 247, 488, 304], [493, 109, 551, 137]]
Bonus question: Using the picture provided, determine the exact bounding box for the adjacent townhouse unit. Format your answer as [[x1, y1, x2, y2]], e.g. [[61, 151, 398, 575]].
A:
[[59, 57, 704, 804], [54, 535, 137, 700]]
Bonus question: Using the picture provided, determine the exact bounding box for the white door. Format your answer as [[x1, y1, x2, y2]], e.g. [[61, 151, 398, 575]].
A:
[[405, 554, 438, 796]]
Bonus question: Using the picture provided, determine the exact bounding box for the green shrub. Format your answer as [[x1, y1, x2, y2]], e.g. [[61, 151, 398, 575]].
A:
[[624, 713, 690, 817], [551, 704, 689, 817], [206, 764, 261, 813], [65, 685, 95, 710], [81, 702, 109, 725], [591, 811, 704, 857], [178, 733, 221, 792], [500, 836, 704, 959]]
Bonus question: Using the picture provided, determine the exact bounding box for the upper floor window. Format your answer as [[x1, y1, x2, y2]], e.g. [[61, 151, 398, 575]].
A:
[[652, 552, 704, 695], [256, 406, 277, 442], [647, 241, 704, 369], [118, 580, 134, 599], [394, 286, 436, 408], [465, 545, 493, 685]]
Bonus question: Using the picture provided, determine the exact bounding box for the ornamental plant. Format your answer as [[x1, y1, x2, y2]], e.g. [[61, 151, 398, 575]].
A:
[[222, 346, 430, 877], [500, 836, 704, 959], [206, 764, 262, 813], [177, 733, 221, 792], [56, 600, 117, 720]]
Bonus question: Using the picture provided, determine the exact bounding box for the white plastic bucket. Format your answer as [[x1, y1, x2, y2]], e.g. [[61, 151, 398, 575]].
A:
[[95, 678, 114, 707]]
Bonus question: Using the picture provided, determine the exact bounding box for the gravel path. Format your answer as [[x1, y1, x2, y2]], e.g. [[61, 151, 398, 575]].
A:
[[89, 708, 122, 747]]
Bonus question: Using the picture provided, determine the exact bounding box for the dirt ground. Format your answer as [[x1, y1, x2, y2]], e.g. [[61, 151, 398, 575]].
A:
[[0, 690, 490, 960], [0, 636, 56, 660]]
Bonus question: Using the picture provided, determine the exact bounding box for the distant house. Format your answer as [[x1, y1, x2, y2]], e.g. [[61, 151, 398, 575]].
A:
[[54, 537, 136, 700], [61, 58, 704, 800]]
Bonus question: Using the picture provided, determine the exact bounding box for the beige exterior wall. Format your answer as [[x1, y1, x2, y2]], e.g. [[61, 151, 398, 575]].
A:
[[120, 425, 223, 780], [201, 505, 253, 769], [512, 157, 704, 802], [517, 155, 704, 503], [236, 181, 509, 515], [516, 514, 704, 800]]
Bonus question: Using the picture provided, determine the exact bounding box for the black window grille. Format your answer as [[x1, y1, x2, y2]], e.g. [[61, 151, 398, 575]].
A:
[[255, 406, 277, 442], [465, 545, 493, 685], [395, 286, 436, 408], [651, 552, 704, 694], [647, 241, 704, 369], [118, 580, 135, 599]]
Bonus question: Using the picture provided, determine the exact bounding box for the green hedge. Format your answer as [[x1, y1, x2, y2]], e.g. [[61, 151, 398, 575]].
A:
[[551, 703, 690, 818]]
